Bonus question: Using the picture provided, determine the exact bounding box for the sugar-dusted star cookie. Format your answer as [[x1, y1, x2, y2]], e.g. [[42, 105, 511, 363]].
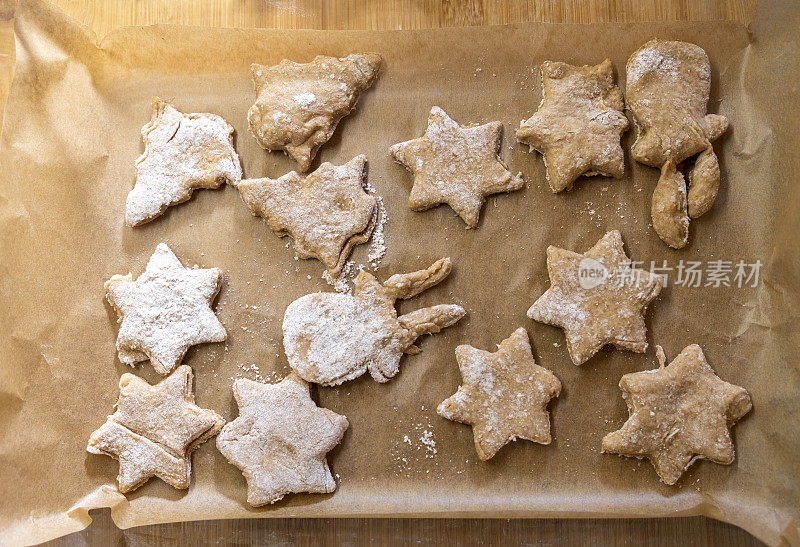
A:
[[602, 344, 752, 485], [527, 231, 663, 365], [216, 374, 349, 506], [437, 328, 561, 460], [390, 106, 523, 228], [248, 53, 382, 171], [283, 258, 466, 386], [627, 40, 729, 246], [516, 60, 629, 192], [87, 366, 225, 493], [126, 98, 242, 226], [235, 155, 377, 276], [105, 243, 226, 376]]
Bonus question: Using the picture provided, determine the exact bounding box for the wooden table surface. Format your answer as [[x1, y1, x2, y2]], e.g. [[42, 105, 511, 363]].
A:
[[0, 1, 763, 545]]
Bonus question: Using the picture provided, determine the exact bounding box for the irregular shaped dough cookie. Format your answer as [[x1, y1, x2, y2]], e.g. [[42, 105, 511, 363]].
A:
[[87, 366, 224, 493], [627, 40, 727, 167], [687, 146, 721, 218], [248, 53, 382, 171], [516, 59, 629, 192], [602, 344, 752, 485], [527, 231, 663, 365], [126, 98, 242, 226], [216, 374, 348, 506], [437, 328, 561, 460], [391, 106, 523, 228], [626, 40, 729, 246], [105, 243, 226, 376], [235, 155, 377, 276], [651, 161, 690, 249], [283, 258, 466, 386]]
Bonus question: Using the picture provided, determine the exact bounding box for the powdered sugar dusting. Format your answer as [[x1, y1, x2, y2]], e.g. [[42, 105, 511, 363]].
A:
[[292, 90, 316, 108], [322, 259, 357, 293], [105, 243, 227, 376], [318, 176, 389, 291], [392, 412, 438, 468], [231, 362, 285, 384], [282, 291, 404, 385], [390, 106, 523, 228], [285, 260, 464, 386], [363, 179, 388, 269], [126, 99, 241, 226], [627, 46, 681, 85]]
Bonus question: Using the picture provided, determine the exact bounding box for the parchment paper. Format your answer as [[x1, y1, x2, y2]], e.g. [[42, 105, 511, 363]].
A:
[[1, 0, 798, 545]]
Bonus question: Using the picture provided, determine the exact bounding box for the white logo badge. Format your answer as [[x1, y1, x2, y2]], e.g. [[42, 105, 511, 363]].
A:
[[578, 257, 608, 289]]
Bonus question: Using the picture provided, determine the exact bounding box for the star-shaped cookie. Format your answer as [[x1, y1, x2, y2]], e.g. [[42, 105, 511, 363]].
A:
[[437, 328, 561, 460], [602, 345, 752, 485], [126, 98, 242, 226], [216, 374, 349, 506], [516, 60, 629, 192], [390, 106, 523, 228], [527, 231, 663, 365], [87, 365, 225, 493], [248, 53, 382, 171], [105, 243, 227, 375], [235, 155, 377, 276]]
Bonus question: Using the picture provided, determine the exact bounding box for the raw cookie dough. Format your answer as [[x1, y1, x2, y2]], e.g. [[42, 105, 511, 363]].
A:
[[216, 374, 349, 506], [516, 59, 629, 192], [652, 161, 690, 249], [87, 366, 225, 493], [390, 106, 523, 228], [437, 327, 561, 460], [602, 344, 752, 485], [527, 231, 663, 365], [283, 258, 466, 385], [235, 155, 377, 277], [105, 243, 226, 376], [126, 97, 242, 226], [248, 53, 382, 171], [626, 39, 729, 247]]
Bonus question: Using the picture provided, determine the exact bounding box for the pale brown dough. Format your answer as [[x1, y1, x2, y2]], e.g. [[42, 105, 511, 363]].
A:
[[626, 39, 729, 247], [391, 106, 523, 228], [516, 59, 628, 192], [216, 374, 349, 506], [235, 155, 377, 277], [283, 258, 466, 385], [86, 366, 225, 493], [602, 344, 752, 485], [687, 146, 721, 218], [527, 231, 663, 365], [651, 161, 690, 249], [437, 328, 561, 460], [248, 53, 382, 171]]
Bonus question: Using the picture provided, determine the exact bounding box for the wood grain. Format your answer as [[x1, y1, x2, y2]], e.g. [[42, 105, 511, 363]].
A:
[[0, 0, 761, 545], [52, 509, 763, 546], [33, 0, 761, 31]]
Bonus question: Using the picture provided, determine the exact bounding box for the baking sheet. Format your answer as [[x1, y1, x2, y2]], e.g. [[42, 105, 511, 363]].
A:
[[0, 0, 798, 545]]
